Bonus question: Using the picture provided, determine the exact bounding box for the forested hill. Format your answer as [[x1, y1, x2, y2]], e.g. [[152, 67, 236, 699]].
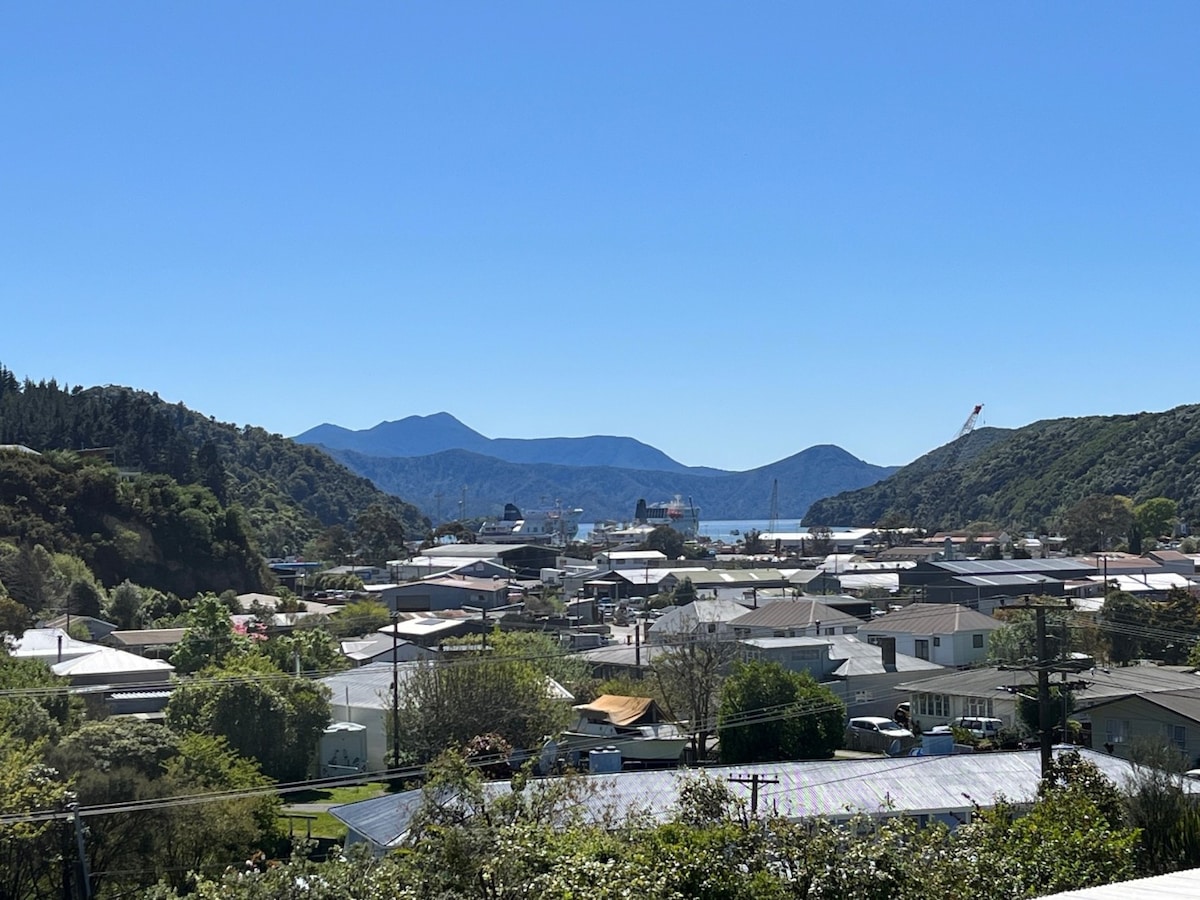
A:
[[0, 450, 268, 596], [802, 406, 1200, 531], [0, 366, 429, 558]]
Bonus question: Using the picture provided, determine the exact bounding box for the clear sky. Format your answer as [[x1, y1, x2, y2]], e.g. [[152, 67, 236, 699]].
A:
[[3, 3, 1197, 472]]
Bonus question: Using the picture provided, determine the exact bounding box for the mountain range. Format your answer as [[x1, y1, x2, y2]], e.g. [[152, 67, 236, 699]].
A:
[[803, 405, 1200, 530], [296, 414, 726, 476], [295, 414, 898, 521]]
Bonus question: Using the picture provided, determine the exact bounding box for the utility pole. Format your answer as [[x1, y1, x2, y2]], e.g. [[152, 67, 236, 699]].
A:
[[1035, 605, 1052, 777], [1061, 615, 1071, 744], [73, 804, 92, 900], [1003, 595, 1082, 779], [728, 772, 780, 817], [390, 609, 400, 771]]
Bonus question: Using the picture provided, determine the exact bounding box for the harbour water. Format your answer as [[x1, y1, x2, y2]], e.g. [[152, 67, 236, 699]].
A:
[[579, 519, 836, 545]]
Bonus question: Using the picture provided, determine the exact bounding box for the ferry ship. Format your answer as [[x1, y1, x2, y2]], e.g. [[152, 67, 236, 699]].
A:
[[477, 502, 582, 545], [634, 496, 701, 538]]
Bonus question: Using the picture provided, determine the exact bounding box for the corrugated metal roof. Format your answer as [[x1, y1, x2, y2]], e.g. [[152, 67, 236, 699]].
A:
[[572, 644, 669, 668], [320, 662, 423, 709], [730, 599, 862, 630], [333, 748, 1189, 850], [930, 559, 1095, 575], [898, 664, 1200, 706], [871, 603, 1001, 634], [51, 648, 174, 676], [674, 569, 789, 586], [953, 573, 1063, 587], [1036, 868, 1200, 899]]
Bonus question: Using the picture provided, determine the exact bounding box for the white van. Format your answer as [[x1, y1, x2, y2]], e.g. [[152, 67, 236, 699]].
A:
[[950, 716, 1003, 739]]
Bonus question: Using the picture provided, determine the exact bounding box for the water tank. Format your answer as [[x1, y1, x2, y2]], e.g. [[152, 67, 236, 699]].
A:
[[920, 731, 954, 756], [320, 721, 368, 777], [588, 747, 622, 774]]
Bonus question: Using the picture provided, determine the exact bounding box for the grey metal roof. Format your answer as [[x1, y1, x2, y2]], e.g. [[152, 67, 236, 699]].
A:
[[320, 662, 423, 710], [730, 599, 863, 630], [649, 600, 751, 637], [928, 559, 1095, 576], [424, 544, 544, 558], [897, 664, 1200, 707], [572, 643, 670, 668], [332, 748, 1187, 850], [869, 603, 1002, 634], [951, 573, 1065, 587], [1086, 689, 1200, 725], [897, 666, 1035, 699], [739, 635, 944, 676], [671, 568, 789, 586]]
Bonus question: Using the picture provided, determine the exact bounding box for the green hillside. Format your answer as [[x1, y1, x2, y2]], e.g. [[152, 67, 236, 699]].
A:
[[0, 450, 268, 597], [802, 406, 1200, 531], [0, 366, 429, 562]]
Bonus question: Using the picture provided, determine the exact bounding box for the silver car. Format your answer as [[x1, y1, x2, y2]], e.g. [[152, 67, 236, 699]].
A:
[[845, 716, 916, 755]]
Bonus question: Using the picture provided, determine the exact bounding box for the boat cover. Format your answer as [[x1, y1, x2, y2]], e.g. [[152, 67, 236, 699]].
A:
[[574, 694, 658, 726]]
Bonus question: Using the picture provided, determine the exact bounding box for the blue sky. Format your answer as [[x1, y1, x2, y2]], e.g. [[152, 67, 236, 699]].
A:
[[2, 3, 1197, 471]]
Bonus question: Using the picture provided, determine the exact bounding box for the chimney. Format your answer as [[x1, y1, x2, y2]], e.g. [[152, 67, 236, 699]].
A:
[[880, 636, 897, 671]]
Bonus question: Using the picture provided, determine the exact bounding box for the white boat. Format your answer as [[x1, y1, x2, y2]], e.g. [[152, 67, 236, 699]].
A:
[[477, 502, 582, 545], [562, 695, 688, 764], [634, 496, 700, 539]]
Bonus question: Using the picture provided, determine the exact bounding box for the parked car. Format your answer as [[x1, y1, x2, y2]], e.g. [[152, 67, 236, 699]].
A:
[[950, 716, 1004, 739], [845, 716, 916, 755]]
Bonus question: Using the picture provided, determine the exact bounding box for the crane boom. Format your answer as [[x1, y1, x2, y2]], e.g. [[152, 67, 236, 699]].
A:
[[955, 404, 984, 441]]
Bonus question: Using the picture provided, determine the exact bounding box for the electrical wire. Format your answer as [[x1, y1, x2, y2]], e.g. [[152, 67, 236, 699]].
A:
[[0, 684, 916, 827], [10, 594, 1190, 824]]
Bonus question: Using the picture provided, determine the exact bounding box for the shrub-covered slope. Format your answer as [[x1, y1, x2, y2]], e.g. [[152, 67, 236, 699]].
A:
[[803, 406, 1200, 530], [0, 366, 429, 559], [0, 451, 268, 596]]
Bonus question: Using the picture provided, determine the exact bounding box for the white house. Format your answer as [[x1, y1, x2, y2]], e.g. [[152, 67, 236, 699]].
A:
[[647, 599, 750, 644], [729, 598, 862, 639], [865, 603, 1002, 668]]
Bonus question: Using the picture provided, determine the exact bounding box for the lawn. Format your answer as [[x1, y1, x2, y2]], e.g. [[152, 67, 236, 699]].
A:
[[280, 781, 389, 840], [280, 810, 348, 841], [285, 781, 388, 805]]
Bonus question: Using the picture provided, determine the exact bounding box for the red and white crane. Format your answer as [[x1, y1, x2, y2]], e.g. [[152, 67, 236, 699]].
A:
[[954, 404, 984, 441]]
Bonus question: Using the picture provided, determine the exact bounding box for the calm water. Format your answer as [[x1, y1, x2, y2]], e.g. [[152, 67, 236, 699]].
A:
[[579, 519, 852, 544]]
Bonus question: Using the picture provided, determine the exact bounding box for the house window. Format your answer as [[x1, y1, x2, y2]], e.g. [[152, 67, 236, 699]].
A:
[[965, 697, 994, 718], [824, 627, 835, 636], [1166, 724, 1187, 752], [915, 639, 930, 660], [866, 635, 883, 646], [973, 633, 985, 649], [933, 636, 941, 647], [916, 693, 950, 718], [790, 648, 820, 662], [1105, 719, 1131, 745]]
